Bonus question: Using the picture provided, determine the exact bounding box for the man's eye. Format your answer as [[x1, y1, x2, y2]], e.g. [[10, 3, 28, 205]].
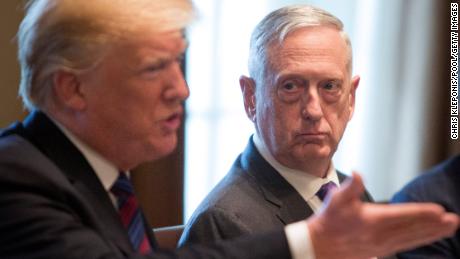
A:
[[278, 80, 302, 103], [320, 80, 342, 102], [323, 81, 338, 90], [146, 55, 183, 73], [147, 62, 167, 72], [145, 66, 159, 72], [282, 82, 299, 91]]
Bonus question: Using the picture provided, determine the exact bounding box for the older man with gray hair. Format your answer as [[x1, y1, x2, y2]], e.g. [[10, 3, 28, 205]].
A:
[[180, 4, 458, 259]]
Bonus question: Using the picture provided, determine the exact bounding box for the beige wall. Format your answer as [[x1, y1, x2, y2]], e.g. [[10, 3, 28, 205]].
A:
[[0, 1, 27, 127]]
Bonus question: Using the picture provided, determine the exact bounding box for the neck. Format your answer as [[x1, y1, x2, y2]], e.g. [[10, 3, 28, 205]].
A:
[[282, 157, 331, 178], [253, 133, 332, 178]]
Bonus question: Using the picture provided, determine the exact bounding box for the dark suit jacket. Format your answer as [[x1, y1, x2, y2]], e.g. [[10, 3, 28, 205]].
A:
[[391, 155, 460, 259], [179, 137, 374, 246], [0, 111, 290, 259]]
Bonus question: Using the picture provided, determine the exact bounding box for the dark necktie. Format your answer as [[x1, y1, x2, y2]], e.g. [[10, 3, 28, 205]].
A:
[[316, 181, 338, 201], [110, 172, 152, 254]]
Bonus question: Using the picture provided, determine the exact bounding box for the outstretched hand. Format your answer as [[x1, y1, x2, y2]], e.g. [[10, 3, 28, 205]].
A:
[[307, 172, 459, 259]]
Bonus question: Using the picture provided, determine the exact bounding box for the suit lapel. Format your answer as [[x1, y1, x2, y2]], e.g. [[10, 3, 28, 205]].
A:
[[19, 111, 135, 254], [240, 137, 314, 225], [337, 172, 347, 183], [239, 137, 373, 225]]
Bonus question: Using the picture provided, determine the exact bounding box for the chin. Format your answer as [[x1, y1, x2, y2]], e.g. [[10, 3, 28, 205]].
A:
[[154, 137, 178, 158], [295, 147, 331, 160]]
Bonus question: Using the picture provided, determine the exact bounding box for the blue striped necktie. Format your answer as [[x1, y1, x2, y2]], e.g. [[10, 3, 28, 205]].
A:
[[110, 172, 152, 254]]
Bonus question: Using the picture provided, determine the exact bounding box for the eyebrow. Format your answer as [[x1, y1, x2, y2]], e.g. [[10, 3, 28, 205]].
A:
[[274, 71, 344, 83]]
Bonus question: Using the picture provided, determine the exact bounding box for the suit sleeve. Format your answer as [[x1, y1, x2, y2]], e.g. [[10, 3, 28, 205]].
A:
[[0, 161, 291, 259], [391, 185, 458, 259], [0, 162, 122, 259], [179, 206, 256, 246]]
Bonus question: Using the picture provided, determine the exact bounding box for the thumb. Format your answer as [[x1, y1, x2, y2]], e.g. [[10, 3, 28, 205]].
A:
[[334, 171, 365, 203]]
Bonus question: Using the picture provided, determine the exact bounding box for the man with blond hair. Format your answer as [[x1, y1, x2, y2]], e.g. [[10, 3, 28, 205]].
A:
[[0, 1, 458, 259]]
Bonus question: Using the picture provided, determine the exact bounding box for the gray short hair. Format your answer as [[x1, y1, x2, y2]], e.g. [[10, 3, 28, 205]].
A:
[[248, 4, 352, 83], [17, 0, 195, 111]]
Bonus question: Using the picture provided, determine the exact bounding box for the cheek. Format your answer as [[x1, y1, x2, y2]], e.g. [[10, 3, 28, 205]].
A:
[[324, 103, 350, 137], [114, 99, 161, 143], [271, 103, 299, 142], [124, 91, 162, 124]]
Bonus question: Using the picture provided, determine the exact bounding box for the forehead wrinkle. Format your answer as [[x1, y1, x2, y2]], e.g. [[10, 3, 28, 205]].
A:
[[279, 48, 330, 66], [270, 47, 347, 77]]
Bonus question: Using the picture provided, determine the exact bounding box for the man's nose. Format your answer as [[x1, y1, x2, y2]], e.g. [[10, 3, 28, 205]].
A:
[[301, 88, 323, 121], [163, 62, 190, 103]]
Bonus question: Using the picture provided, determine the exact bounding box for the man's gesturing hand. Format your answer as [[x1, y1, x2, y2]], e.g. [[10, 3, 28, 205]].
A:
[[307, 172, 459, 259]]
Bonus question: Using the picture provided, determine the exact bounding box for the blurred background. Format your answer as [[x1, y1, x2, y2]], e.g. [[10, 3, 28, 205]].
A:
[[0, 0, 458, 226]]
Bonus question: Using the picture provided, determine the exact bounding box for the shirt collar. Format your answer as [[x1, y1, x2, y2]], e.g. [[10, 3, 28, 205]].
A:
[[253, 132, 340, 201], [49, 116, 119, 192]]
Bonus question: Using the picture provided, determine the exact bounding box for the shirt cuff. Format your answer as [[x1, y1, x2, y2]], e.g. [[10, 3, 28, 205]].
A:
[[285, 220, 315, 259]]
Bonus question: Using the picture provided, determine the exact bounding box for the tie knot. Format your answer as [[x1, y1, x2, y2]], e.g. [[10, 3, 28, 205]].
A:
[[316, 181, 337, 201], [111, 172, 134, 200]]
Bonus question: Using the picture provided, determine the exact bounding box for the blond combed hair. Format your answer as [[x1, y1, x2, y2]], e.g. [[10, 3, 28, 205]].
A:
[[17, 0, 195, 111]]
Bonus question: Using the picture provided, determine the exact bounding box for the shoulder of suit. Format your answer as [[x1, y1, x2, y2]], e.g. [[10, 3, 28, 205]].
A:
[[0, 134, 42, 162], [0, 134, 70, 190]]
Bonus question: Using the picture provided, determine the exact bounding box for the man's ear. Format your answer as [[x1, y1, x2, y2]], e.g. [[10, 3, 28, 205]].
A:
[[52, 70, 86, 111], [348, 75, 360, 120], [239, 75, 256, 122]]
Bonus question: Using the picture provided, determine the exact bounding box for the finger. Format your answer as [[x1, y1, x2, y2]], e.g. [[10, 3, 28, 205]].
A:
[[366, 202, 449, 222], [333, 171, 364, 203], [376, 212, 457, 238], [364, 205, 459, 254], [377, 214, 459, 256], [444, 213, 460, 231], [362, 203, 453, 238]]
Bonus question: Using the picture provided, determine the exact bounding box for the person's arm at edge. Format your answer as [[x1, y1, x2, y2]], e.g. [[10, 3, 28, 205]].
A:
[[306, 172, 459, 259]]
